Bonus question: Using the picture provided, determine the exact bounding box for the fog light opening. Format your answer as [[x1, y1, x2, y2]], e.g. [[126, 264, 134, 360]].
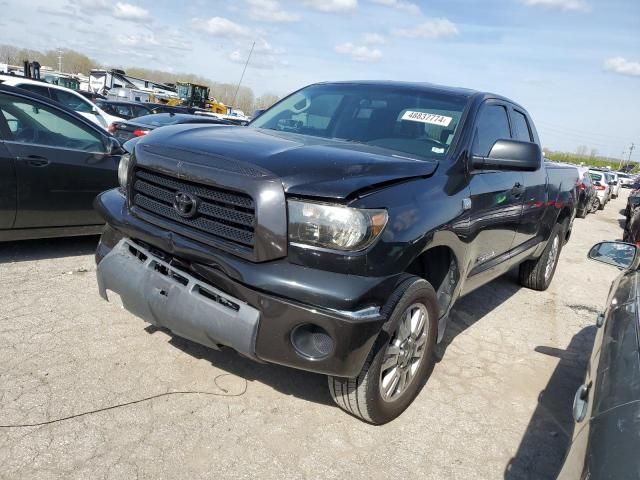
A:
[[291, 324, 334, 360]]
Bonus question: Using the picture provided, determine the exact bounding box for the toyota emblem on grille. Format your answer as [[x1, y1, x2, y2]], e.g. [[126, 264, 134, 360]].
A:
[[173, 191, 199, 218]]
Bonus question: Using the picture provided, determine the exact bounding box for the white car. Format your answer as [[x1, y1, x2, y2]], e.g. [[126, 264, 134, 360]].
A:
[[589, 169, 611, 210], [617, 172, 634, 188], [0, 76, 123, 131], [609, 171, 621, 198]]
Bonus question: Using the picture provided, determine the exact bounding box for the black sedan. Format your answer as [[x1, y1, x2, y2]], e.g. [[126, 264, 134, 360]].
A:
[[0, 84, 124, 241], [95, 100, 155, 120], [625, 181, 640, 219], [109, 113, 234, 143], [558, 241, 640, 479]]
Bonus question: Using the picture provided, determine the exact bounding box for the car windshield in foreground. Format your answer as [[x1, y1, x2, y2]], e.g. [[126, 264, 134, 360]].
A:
[[249, 83, 468, 160]]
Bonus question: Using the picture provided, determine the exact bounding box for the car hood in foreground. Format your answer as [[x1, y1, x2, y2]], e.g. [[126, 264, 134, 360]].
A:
[[132, 124, 438, 200]]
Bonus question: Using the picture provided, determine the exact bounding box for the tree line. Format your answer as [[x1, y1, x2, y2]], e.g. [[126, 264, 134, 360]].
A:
[[0, 44, 280, 114]]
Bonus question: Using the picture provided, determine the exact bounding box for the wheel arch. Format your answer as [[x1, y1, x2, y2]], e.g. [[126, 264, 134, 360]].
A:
[[403, 244, 462, 332]]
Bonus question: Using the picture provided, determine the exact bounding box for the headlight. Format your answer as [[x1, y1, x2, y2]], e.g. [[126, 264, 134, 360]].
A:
[[288, 200, 388, 251], [117, 153, 131, 189]]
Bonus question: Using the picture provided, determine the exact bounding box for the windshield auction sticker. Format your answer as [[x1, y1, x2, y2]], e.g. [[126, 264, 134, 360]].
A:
[[401, 111, 453, 127]]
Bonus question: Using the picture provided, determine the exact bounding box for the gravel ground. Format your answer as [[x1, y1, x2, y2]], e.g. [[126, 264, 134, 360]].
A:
[[0, 191, 629, 480]]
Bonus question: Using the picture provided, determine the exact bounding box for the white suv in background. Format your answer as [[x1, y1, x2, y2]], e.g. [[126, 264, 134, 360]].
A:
[[0, 76, 123, 131]]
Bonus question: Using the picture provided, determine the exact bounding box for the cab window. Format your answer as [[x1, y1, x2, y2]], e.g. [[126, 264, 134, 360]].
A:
[[512, 110, 533, 142], [472, 104, 511, 156]]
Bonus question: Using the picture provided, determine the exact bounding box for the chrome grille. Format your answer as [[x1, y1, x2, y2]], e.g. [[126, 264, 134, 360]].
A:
[[132, 168, 255, 248]]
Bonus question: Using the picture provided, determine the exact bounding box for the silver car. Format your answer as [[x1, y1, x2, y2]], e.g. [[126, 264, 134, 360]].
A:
[[617, 172, 634, 188], [588, 169, 610, 210], [609, 171, 621, 198]]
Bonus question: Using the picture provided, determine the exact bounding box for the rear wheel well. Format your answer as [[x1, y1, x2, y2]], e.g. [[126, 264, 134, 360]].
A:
[[405, 246, 458, 316]]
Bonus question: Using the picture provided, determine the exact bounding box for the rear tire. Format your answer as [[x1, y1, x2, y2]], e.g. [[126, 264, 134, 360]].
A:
[[519, 224, 563, 291], [591, 197, 600, 213], [328, 276, 438, 424], [598, 198, 605, 210]]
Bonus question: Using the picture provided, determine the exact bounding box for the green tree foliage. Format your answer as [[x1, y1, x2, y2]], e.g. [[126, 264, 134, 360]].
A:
[[546, 151, 638, 173]]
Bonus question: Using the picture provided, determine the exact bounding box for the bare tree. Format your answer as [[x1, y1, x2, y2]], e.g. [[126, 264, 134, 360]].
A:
[[255, 93, 281, 109]]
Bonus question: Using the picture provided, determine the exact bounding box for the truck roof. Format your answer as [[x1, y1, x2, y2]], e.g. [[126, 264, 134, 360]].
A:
[[311, 80, 524, 110]]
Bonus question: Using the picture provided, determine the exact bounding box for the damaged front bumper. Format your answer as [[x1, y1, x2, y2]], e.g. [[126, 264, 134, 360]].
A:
[[97, 239, 261, 359]]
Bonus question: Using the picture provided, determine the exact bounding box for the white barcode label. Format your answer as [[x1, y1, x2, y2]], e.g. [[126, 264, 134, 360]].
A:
[[401, 111, 453, 127]]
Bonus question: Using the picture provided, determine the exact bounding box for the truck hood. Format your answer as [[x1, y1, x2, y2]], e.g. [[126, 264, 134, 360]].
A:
[[134, 124, 437, 200]]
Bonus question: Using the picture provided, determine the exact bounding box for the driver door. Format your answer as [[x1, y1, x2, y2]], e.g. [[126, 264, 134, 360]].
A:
[[0, 93, 119, 228], [465, 102, 524, 283]]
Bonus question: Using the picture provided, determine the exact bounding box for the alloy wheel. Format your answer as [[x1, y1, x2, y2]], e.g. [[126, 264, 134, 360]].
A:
[[379, 303, 429, 402]]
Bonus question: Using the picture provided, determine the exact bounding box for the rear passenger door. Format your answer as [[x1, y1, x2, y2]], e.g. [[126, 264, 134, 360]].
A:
[[466, 101, 524, 280], [510, 107, 547, 249], [0, 110, 16, 229]]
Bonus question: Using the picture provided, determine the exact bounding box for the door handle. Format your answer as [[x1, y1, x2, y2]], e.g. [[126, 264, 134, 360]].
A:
[[23, 155, 50, 167]]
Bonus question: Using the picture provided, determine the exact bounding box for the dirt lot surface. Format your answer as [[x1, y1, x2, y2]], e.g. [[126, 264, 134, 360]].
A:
[[0, 191, 629, 480]]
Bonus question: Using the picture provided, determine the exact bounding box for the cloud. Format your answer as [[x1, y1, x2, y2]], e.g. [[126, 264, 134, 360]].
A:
[[116, 30, 192, 51], [392, 18, 459, 39], [192, 16, 251, 37], [604, 57, 640, 77], [303, 0, 357, 12], [228, 43, 288, 69], [370, 0, 421, 14], [335, 42, 382, 62], [37, 6, 74, 17], [362, 32, 385, 45], [112, 2, 150, 21], [247, 0, 300, 22], [253, 38, 285, 55], [523, 0, 590, 12]]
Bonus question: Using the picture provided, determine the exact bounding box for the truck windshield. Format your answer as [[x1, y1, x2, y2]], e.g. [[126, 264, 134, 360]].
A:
[[249, 83, 468, 160]]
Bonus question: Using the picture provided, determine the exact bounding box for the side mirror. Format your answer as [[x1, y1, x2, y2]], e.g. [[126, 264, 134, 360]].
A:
[[105, 136, 124, 156], [588, 241, 637, 269], [471, 139, 541, 172]]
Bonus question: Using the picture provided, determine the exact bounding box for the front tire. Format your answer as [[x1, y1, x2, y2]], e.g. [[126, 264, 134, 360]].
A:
[[519, 224, 563, 291], [328, 276, 438, 424]]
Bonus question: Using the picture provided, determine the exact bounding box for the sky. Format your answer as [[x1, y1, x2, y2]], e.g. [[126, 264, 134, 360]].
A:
[[0, 0, 639, 159]]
